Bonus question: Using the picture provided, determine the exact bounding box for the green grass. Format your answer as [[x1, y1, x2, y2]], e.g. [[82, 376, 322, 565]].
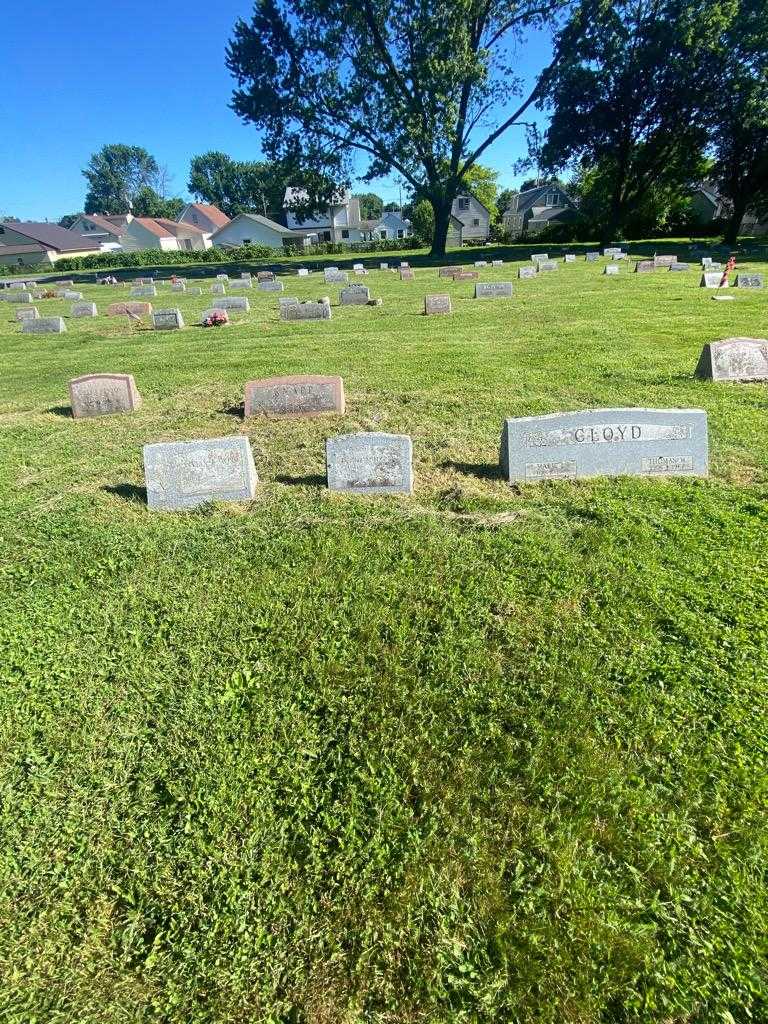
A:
[[1, 256, 767, 1023]]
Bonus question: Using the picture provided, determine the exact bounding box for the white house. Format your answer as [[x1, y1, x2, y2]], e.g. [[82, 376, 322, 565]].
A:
[[178, 203, 231, 235], [283, 188, 365, 242], [118, 218, 211, 253], [211, 213, 314, 249], [451, 194, 492, 242], [68, 213, 126, 250], [361, 211, 412, 241]]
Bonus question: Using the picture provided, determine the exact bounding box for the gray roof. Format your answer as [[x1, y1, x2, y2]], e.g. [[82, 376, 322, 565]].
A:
[[0, 221, 101, 251], [514, 185, 576, 214]]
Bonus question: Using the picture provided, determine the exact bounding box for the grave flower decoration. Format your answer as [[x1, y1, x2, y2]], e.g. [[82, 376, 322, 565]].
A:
[[203, 311, 228, 327]]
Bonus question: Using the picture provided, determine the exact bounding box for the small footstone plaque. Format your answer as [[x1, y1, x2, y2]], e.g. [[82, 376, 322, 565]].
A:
[[69, 373, 142, 418], [326, 432, 413, 494], [214, 297, 250, 311], [400, 268, 415, 281], [537, 261, 558, 273], [604, 265, 619, 275], [258, 280, 284, 292], [669, 263, 690, 271], [736, 273, 763, 289], [71, 302, 98, 317], [475, 282, 513, 299], [424, 294, 451, 314], [695, 338, 768, 382], [340, 285, 370, 305], [232, 279, 254, 290], [564, 254, 576, 263], [586, 252, 599, 262], [144, 436, 258, 511], [324, 270, 348, 284], [281, 300, 332, 321], [22, 317, 66, 334], [500, 408, 708, 482], [107, 301, 152, 317], [245, 374, 345, 417], [701, 272, 727, 289], [212, 283, 226, 295], [16, 306, 39, 321], [519, 266, 536, 279], [152, 308, 184, 330], [131, 285, 157, 297]]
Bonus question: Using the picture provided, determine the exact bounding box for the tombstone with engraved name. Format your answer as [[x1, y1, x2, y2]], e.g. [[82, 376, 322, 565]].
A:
[[531, 253, 548, 263], [695, 338, 768, 382], [586, 252, 600, 262], [400, 268, 415, 281], [144, 436, 258, 511], [22, 317, 67, 334], [518, 266, 536, 279], [736, 273, 764, 289], [701, 272, 728, 289], [669, 263, 690, 272], [654, 255, 677, 267], [537, 261, 558, 273], [564, 254, 576, 263], [69, 373, 142, 418], [257, 271, 275, 282], [244, 374, 345, 417], [152, 308, 185, 330], [424, 294, 451, 315], [324, 269, 348, 284], [7, 291, 33, 303], [258, 279, 284, 292], [15, 306, 39, 321], [131, 285, 157, 298], [635, 261, 656, 273], [438, 267, 456, 278], [214, 296, 250, 312], [340, 284, 371, 305], [107, 301, 152, 317], [475, 282, 513, 299], [281, 300, 332, 321], [604, 265, 620, 275], [326, 432, 413, 494], [500, 408, 708, 482], [611, 252, 626, 260], [71, 302, 98, 317]]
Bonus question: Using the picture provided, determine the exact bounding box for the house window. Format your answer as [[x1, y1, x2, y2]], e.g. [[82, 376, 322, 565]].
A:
[[380, 229, 388, 239], [473, 218, 479, 227], [341, 229, 349, 239], [397, 229, 404, 238], [191, 213, 199, 224], [458, 197, 470, 211], [323, 231, 331, 242], [544, 192, 558, 207], [0, 226, 5, 233]]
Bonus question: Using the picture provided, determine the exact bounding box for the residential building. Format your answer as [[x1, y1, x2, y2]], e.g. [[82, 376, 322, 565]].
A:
[[690, 182, 767, 234], [0, 221, 102, 267], [451, 194, 491, 242], [283, 188, 364, 242], [118, 218, 211, 253], [178, 203, 231, 234], [503, 184, 578, 236], [361, 211, 412, 241], [68, 213, 126, 250], [211, 213, 314, 249]]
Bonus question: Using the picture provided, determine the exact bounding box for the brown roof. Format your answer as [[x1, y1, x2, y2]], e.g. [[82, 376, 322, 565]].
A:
[[130, 217, 175, 238], [0, 221, 101, 252], [81, 213, 123, 236], [185, 203, 230, 229], [154, 218, 207, 236]]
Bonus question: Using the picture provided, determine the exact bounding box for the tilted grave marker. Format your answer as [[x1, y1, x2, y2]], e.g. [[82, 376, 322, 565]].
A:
[[326, 432, 413, 494], [144, 436, 258, 511], [244, 374, 345, 417], [694, 338, 768, 382], [69, 373, 141, 418]]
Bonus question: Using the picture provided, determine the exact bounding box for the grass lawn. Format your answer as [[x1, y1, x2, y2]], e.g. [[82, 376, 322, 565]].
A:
[[1, 255, 766, 1023]]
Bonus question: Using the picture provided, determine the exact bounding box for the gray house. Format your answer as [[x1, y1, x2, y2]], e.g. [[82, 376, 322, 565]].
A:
[[451, 194, 491, 242], [503, 184, 578, 236]]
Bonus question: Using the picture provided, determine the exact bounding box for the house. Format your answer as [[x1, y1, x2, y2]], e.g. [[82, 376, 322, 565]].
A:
[[503, 184, 578, 236], [178, 203, 231, 234], [283, 188, 365, 242], [451, 194, 492, 242], [361, 211, 412, 241], [690, 182, 767, 234], [211, 213, 314, 249], [0, 221, 103, 267], [68, 213, 126, 250], [118, 218, 211, 253]]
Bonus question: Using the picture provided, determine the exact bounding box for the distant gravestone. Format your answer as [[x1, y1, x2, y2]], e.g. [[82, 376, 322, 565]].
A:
[[171, 282, 186, 293], [452, 271, 478, 281], [258, 280, 284, 292], [669, 263, 690, 272], [278, 297, 299, 309], [492, 260, 504, 267], [232, 279, 254, 290], [611, 252, 626, 260], [152, 308, 185, 330], [131, 285, 157, 298], [604, 265, 619, 275], [214, 297, 250, 311], [518, 266, 536, 279], [326, 432, 413, 494], [69, 373, 141, 418], [187, 287, 202, 296], [71, 302, 97, 317], [22, 317, 66, 334], [707, 262, 724, 272], [537, 261, 558, 273], [354, 268, 369, 276], [324, 270, 348, 284], [62, 290, 83, 300], [586, 252, 599, 262], [635, 261, 656, 273], [603, 248, 622, 256], [8, 282, 25, 289], [400, 262, 409, 268], [281, 300, 332, 321], [241, 272, 252, 279], [340, 285, 370, 305], [244, 374, 345, 417], [701, 272, 727, 289], [736, 273, 763, 288], [564, 254, 576, 263], [257, 271, 275, 281], [216, 274, 229, 281], [438, 267, 456, 278], [144, 436, 258, 511], [107, 301, 152, 317], [702, 257, 713, 267], [15, 306, 39, 321], [654, 255, 677, 266], [400, 268, 415, 281], [424, 294, 451, 315], [475, 282, 513, 299], [7, 291, 33, 303], [531, 253, 548, 262], [212, 283, 226, 295], [379, 263, 389, 270], [474, 261, 488, 267], [298, 268, 310, 276], [353, 263, 365, 270], [499, 408, 708, 482], [695, 338, 768, 382]]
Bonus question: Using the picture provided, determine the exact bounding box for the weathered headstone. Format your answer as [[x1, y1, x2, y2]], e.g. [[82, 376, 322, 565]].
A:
[[611, 252, 626, 260], [452, 270, 478, 281], [212, 282, 227, 295], [379, 263, 389, 270], [701, 272, 728, 289], [531, 253, 548, 262], [701, 257, 713, 267], [694, 338, 768, 382], [257, 271, 275, 282], [71, 302, 98, 317], [326, 432, 413, 494], [324, 269, 348, 284], [69, 373, 142, 418], [8, 281, 25, 289], [353, 263, 365, 270], [586, 252, 599, 262], [244, 374, 345, 417], [131, 285, 157, 298], [232, 278, 254, 289], [564, 254, 576, 263], [107, 301, 152, 317], [492, 260, 504, 267], [258, 280, 284, 292], [152, 308, 185, 330], [143, 436, 258, 511], [604, 265, 619, 275], [213, 297, 250, 312], [654, 255, 677, 266], [15, 306, 39, 321], [635, 261, 656, 273], [340, 285, 371, 305], [424, 294, 452, 315], [438, 267, 456, 278], [281, 300, 332, 321], [475, 282, 513, 299], [7, 291, 33, 303], [499, 408, 708, 482], [736, 273, 763, 288], [298, 268, 310, 276], [518, 266, 536, 279], [669, 263, 690, 271], [400, 268, 415, 281], [537, 261, 558, 273], [278, 297, 299, 309], [216, 273, 229, 281], [22, 317, 66, 334]]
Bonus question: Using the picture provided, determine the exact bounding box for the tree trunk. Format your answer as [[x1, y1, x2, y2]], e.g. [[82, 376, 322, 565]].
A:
[[723, 195, 748, 246], [430, 199, 453, 258], [601, 190, 625, 247]]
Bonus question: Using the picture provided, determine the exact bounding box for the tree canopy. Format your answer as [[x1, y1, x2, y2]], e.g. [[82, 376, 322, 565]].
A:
[[226, 0, 567, 255], [353, 192, 385, 221], [83, 145, 162, 214], [188, 151, 295, 218]]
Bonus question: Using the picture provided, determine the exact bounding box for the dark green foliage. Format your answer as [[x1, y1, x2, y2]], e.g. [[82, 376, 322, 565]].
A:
[[353, 192, 384, 221], [131, 187, 185, 220], [57, 212, 83, 229], [187, 151, 296, 218], [83, 144, 162, 214]]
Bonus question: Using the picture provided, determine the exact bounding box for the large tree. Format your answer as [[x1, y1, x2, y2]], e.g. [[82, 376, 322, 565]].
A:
[[131, 187, 185, 220], [539, 0, 720, 243], [226, 0, 567, 256], [188, 151, 293, 217], [353, 191, 384, 220], [708, 0, 768, 244], [82, 144, 161, 214]]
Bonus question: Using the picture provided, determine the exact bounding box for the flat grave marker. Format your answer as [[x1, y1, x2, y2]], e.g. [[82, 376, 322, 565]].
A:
[[69, 373, 142, 418], [326, 432, 413, 495], [144, 436, 258, 511]]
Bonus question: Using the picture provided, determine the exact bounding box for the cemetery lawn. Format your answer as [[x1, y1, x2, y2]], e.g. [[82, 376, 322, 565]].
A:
[[1, 257, 767, 1024]]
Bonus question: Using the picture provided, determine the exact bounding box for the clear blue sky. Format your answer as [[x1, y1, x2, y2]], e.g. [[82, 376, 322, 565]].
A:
[[0, 1, 553, 221]]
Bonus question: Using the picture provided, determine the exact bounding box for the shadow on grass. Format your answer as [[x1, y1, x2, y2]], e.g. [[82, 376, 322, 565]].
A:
[[440, 460, 502, 481], [103, 483, 147, 504], [47, 406, 72, 418], [274, 473, 327, 487]]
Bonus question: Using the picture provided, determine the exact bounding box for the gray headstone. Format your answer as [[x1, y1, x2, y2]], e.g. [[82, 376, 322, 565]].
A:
[[62, 290, 83, 300], [353, 263, 365, 270], [669, 263, 690, 271], [71, 302, 98, 317], [298, 268, 310, 276], [654, 255, 677, 266], [7, 291, 33, 303], [212, 283, 226, 295], [531, 253, 548, 262], [213, 297, 250, 311], [475, 282, 513, 299], [586, 252, 599, 262], [257, 271, 275, 282], [424, 294, 451, 315], [701, 272, 727, 289], [736, 273, 763, 288], [474, 261, 488, 267], [399, 268, 415, 281], [537, 261, 558, 273], [695, 338, 768, 382], [22, 317, 66, 334], [500, 408, 708, 482], [69, 373, 142, 418], [324, 270, 348, 284], [216, 274, 229, 281], [232, 279, 255, 290], [258, 280, 284, 292], [604, 265, 619, 275], [241, 272, 252, 279], [518, 266, 536, 279], [326, 432, 413, 494], [15, 306, 39, 321], [8, 281, 25, 289], [707, 262, 724, 272], [611, 252, 626, 260], [635, 261, 656, 273], [379, 263, 389, 270], [438, 267, 457, 278], [281, 300, 332, 321], [702, 258, 713, 267], [245, 374, 345, 417], [564, 254, 576, 263], [144, 436, 258, 511], [340, 285, 370, 305], [603, 248, 622, 256], [152, 308, 185, 330], [131, 285, 157, 298], [187, 287, 202, 296]]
